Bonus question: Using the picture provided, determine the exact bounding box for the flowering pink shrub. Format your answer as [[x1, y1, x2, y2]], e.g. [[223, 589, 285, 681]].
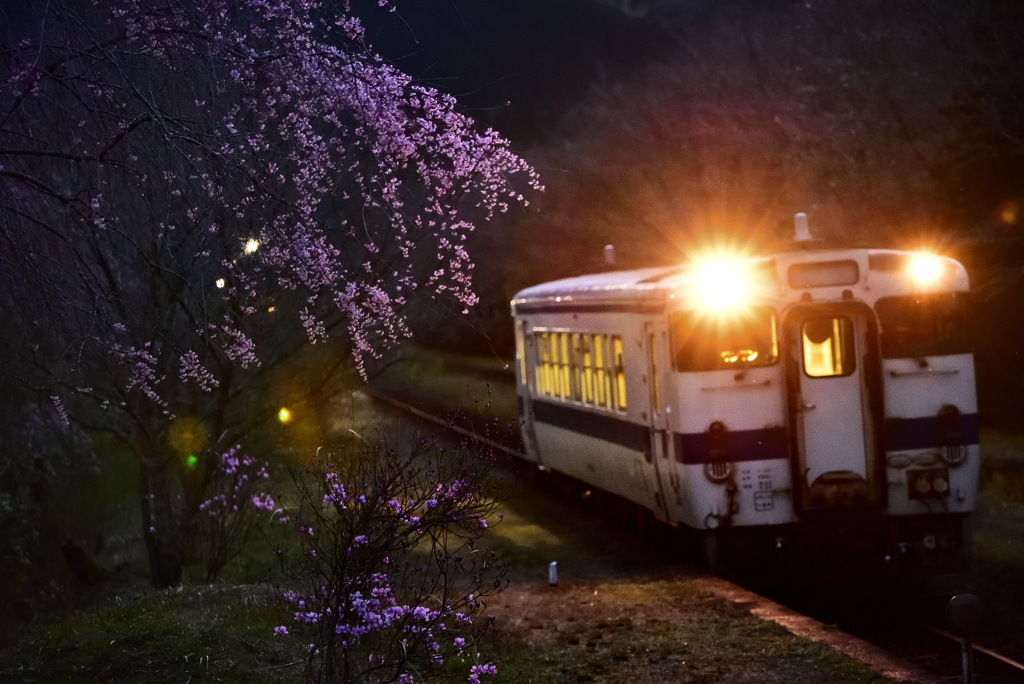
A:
[[193, 446, 272, 583], [271, 435, 506, 683]]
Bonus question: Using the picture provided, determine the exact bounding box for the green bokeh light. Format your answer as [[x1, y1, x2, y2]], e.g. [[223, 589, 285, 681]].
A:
[[186, 454, 198, 468]]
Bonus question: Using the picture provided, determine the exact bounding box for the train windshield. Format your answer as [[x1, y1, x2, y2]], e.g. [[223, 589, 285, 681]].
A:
[[875, 292, 972, 359], [671, 306, 778, 371]]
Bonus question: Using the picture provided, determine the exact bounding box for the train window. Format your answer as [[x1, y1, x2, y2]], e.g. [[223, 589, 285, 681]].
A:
[[802, 317, 856, 378], [648, 332, 661, 413], [581, 335, 595, 404], [535, 332, 551, 395], [570, 334, 583, 402], [671, 307, 778, 371], [532, 331, 622, 410], [613, 336, 627, 410], [603, 336, 612, 406], [515, 323, 528, 385], [532, 335, 540, 389], [875, 293, 972, 359], [558, 333, 571, 399], [550, 333, 560, 397], [547, 333, 559, 397], [523, 333, 536, 392], [789, 260, 859, 288], [550, 333, 558, 398]]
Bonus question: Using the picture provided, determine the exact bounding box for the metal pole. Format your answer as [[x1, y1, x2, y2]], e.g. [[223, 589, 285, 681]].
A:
[[961, 637, 973, 684], [947, 593, 983, 684]]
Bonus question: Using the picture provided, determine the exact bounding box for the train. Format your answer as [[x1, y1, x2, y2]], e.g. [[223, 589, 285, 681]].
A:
[[510, 216, 978, 579]]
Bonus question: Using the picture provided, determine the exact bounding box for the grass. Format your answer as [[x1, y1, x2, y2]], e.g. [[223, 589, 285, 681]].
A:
[[968, 486, 1024, 661], [0, 430, 147, 626], [15, 345, 1023, 683], [482, 580, 889, 684], [3, 585, 301, 683], [979, 427, 1024, 503], [972, 426, 1024, 663]]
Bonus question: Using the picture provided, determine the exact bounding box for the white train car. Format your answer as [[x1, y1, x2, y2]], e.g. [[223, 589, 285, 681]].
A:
[[510, 227, 978, 574]]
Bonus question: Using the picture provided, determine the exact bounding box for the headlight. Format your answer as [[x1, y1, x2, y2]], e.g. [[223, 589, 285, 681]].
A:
[[937, 404, 967, 467], [938, 404, 961, 428], [693, 261, 749, 309], [703, 421, 733, 483], [910, 255, 942, 283]]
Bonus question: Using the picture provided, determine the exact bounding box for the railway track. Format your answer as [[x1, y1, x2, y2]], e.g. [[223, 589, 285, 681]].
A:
[[363, 387, 1024, 684], [830, 613, 1024, 683], [918, 624, 1024, 681]]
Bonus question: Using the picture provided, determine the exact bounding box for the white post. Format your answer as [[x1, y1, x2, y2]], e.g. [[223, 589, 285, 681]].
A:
[[548, 561, 558, 586]]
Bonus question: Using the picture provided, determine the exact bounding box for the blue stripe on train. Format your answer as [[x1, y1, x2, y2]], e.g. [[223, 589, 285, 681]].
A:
[[528, 398, 980, 464], [674, 428, 789, 465], [531, 399, 787, 463], [884, 413, 980, 451], [531, 399, 650, 454]]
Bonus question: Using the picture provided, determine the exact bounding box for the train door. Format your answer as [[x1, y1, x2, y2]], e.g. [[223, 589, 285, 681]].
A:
[[785, 304, 883, 511], [515, 319, 541, 462], [643, 321, 672, 521]]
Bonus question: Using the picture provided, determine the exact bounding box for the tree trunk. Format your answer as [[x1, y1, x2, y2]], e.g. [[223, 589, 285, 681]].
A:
[[139, 456, 182, 588]]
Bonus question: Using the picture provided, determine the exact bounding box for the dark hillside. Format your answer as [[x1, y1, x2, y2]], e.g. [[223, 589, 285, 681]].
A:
[[352, 0, 676, 145]]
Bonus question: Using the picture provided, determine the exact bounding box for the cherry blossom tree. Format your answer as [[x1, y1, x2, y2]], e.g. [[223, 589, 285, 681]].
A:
[[0, 0, 537, 587]]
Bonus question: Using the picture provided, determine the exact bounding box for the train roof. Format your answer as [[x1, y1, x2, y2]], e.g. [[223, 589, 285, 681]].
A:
[[514, 265, 686, 301], [511, 257, 774, 306], [511, 248, 969, 313]]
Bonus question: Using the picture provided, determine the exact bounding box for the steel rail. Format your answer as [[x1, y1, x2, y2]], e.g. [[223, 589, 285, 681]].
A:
[[915, 622, 1024, 675], [361, 387, 524, 458]]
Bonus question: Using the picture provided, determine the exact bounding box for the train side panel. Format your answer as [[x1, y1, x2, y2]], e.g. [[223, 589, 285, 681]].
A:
[[514, 308, 669, 520], [669, 366, 796, 529], [881, 353, 980, 516]]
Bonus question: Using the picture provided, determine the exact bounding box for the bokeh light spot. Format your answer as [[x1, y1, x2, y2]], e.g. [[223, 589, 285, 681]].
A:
[[999, 201, 1019, 226], [168, 416, 207, 457]]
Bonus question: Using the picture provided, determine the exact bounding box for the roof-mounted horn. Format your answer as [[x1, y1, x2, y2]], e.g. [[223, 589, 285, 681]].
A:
[[794, 212, 812, 241]]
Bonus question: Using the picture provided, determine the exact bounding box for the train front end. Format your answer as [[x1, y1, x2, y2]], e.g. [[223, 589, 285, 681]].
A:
[[668, 249, 978, 578]]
